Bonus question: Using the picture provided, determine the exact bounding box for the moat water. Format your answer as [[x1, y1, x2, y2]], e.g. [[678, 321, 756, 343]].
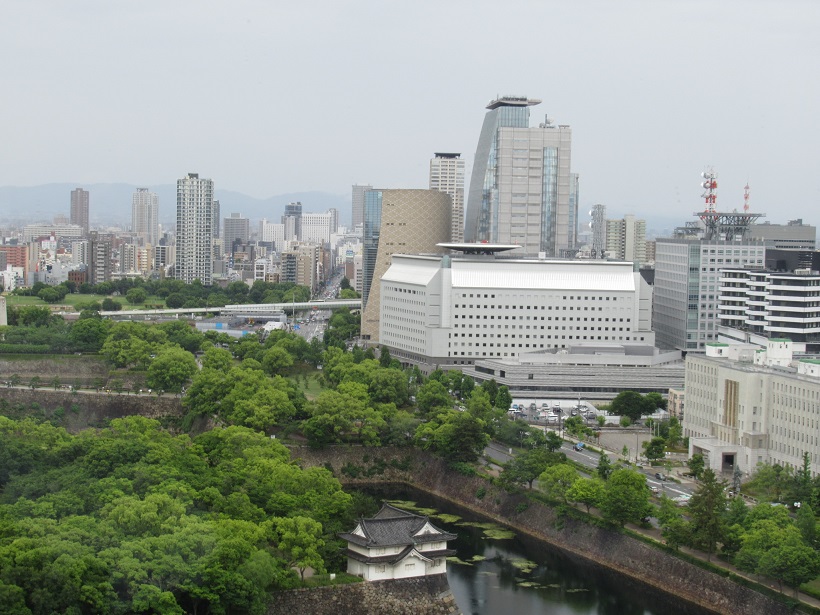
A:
[[363, 487, 711, 615]]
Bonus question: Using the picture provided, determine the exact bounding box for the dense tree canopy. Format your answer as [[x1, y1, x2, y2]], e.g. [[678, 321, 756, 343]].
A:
[[0, 417, 353, 614]]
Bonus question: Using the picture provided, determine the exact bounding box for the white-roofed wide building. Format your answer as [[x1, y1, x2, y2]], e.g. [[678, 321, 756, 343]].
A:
[[378, 244, 656, 372], [339, 504, 456, 581]]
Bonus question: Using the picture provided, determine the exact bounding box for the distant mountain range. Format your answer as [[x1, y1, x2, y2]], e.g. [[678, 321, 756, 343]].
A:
[[0, 183, 350, 228]]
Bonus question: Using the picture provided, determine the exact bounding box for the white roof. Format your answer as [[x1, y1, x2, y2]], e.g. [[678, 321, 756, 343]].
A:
[[381, 258, 441, 286], [450, 259, 636, 292]]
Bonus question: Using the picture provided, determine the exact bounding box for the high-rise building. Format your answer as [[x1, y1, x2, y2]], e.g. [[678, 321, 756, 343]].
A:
[[260, 219, 286, 252], [224, 213, 250, 253], [88, 231, 111, 285], [131, 188, 159, 247], [282, 202, 303, 241], [175, 173, 215, 285], [70, 188, 90, 235], [464, 96, 574, 256], [212, 200, 221, 240], [653, 238, 765, 352], [361, 189, 452, 342], [352, 185, 372, 229], [606, 214, 647, 264], [302, 211, 335, 244], [589, 204, 607, 258], [429, 153, 464, 242]]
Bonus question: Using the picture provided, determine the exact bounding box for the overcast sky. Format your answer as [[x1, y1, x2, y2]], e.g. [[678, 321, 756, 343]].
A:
[[2, 0, 819, 226]]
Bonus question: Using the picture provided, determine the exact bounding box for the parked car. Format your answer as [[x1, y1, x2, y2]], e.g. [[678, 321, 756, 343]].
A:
[[655, 472, 666, 481]]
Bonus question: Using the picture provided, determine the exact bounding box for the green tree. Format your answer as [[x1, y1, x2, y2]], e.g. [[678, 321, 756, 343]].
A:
[[688, 453, 705, 480], [643, 436, 666, 461], [262, 345, 295, 376], [272, 516, 326, 581], [687, 469, 727, 560], [567, 477, 605, 513], [601, 468, 651, 527], [545, 430, 563, 453], [610, 390, 647, 422], [495, 386, 513, 411], [125, 288, 148, 305], [415, 411, 488, 463], [597, 452, 613, 481], [416, 380, 451, 416], [29, 376, 41, 389], [147, 347, 198, 393], [101, 297, 122, 311], [759, 541, 820, 597], [368, 368, 409, 406], [501, 449, 565, 490], [68, 317, 109, 352], [539, 464, 579, 504]]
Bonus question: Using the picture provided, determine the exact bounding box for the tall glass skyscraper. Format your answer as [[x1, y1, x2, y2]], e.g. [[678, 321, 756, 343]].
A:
[[464, 96, 575, 256]]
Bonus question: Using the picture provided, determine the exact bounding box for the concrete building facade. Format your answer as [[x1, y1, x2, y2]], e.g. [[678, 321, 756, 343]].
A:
[[361, 189, 452, 342], [379, 251, 655, 369], [653, 239, 765, 352], [685, 340, 820, 477]]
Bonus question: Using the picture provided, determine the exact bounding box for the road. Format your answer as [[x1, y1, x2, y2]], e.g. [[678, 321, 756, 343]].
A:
[[485, 430, 695, 500]]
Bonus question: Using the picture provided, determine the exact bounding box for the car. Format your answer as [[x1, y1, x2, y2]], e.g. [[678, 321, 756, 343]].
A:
[[655, 472, 666, 481], [529, 403, 537, 411]]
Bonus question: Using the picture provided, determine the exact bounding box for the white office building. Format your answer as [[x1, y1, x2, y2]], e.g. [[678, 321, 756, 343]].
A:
[[379, 246, 655, 369], [685, 339, 820, 477]]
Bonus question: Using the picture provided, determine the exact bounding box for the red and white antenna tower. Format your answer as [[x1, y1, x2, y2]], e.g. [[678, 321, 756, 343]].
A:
[[743, 183, 750, 212], [701, 170, 717, 212]]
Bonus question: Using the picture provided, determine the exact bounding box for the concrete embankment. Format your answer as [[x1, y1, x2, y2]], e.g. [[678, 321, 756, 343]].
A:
[[290, 446, 804, 615]]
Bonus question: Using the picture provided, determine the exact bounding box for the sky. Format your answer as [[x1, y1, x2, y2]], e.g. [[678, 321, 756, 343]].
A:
[[2, 0, 819, 229]]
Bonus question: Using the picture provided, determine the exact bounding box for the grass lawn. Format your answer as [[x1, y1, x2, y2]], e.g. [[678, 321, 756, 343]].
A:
[[298, 373, 325, 401], [5, 293, 166, 310]]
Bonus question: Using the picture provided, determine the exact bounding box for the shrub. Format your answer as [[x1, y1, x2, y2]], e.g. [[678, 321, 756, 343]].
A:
[[476, 486, 487, 500]]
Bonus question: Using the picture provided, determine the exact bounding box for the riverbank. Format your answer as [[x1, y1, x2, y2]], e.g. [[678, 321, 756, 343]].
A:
[[290, 445, 808, 615]]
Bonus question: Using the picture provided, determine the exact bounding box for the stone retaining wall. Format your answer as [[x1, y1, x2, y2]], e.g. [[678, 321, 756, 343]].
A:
[[267, 575, 459, 615], [291, 446, 803, 615], [0, 387, 186, 432]]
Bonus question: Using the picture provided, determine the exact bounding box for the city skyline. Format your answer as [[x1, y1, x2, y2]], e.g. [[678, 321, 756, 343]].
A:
[[2, 2, 819, 226]]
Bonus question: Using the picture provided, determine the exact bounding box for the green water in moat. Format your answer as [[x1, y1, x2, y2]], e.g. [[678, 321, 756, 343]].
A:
[[366, 488, 712, 615]]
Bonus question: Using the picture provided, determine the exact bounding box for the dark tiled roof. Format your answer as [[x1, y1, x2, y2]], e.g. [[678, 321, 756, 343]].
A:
[[344, 546, 456, 566], [338, 503, 457, 548]]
